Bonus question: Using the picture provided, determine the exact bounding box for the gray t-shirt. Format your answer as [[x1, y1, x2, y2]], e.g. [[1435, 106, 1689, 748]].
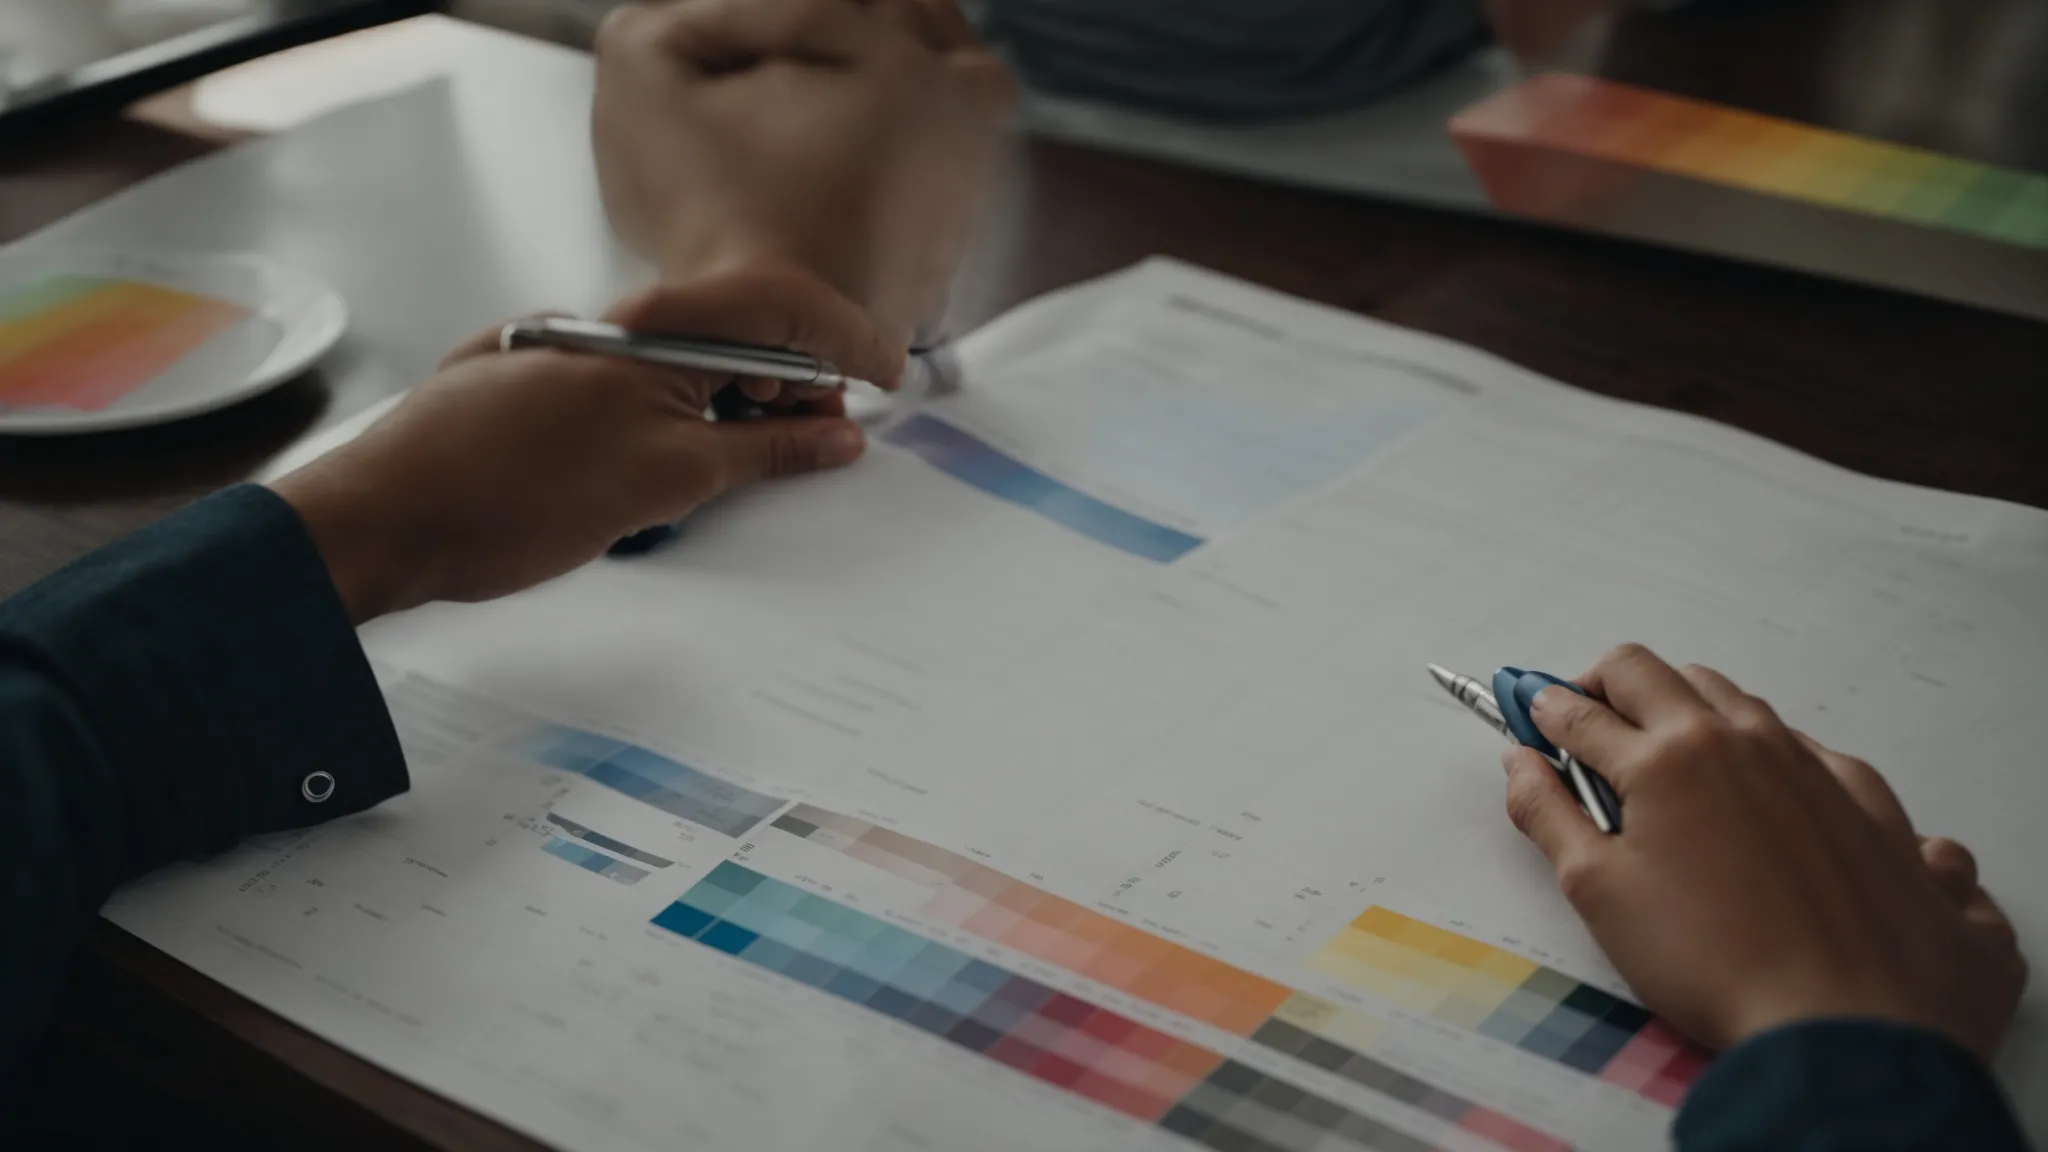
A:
[[967, 0, 1487, 121]]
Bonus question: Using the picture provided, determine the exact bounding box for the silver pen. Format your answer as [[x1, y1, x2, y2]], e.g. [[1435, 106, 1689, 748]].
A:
[[1428, 664, 1621, 834], [499, 316, 870, 392]]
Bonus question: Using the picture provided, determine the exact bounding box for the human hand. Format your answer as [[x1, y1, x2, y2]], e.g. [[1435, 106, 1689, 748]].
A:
[[592, 0, 1013, 354], [270, 267, 890, 624], [1502, 644, 2026, 1062]]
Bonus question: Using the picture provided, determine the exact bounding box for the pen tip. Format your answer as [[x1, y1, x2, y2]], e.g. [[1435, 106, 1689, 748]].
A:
[[1426, 664, 1457, 692]]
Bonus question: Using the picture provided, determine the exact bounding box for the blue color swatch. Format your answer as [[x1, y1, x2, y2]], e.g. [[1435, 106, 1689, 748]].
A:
[[883, 414, 1205, 563], [548, 813, 673, 867], [541, 836, 650, 885], [517, 725, 783, 837]]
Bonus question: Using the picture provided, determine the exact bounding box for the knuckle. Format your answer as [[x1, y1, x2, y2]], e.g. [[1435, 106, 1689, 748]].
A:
[[1834, 751, 1892, 796], [1925, 837, 1978, 876], [1548, 697, 1597, 743], [594, 3, 648, 59], [1554, 854, 1603, 905], [777, 0, 834, 39], [1659, 714, 1727, 762], [1605, 642, 1655, 668], [699, 456, 733, 496], [765, 432, 818, 478], [674, 448, 726, 497], [1729, 701, 1780, 735], [1503, 776, 1545, 833], [1989, 916, 2020, 952]]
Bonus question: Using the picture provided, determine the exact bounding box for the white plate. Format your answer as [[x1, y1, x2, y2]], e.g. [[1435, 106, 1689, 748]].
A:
[[0, 249, 347, 435]]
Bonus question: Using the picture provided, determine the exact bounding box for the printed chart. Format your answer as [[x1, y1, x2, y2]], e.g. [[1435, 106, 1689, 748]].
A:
[[0, 275, 248, 411], [534, 811, 677, 887], [512, 723, 784, 838], [1309, 909, 1706, 1106], [768, 805, 1639, 1152], [547, 813, 675, 869], [540, 836, 651, 885], [657, 863, 1540, 1152], [882, 302, 1458, 562], [885, 413, 1207, 563]]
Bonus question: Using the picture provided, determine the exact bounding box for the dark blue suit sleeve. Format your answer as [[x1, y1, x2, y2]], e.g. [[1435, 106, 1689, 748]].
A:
[[0, 484, 407, 1097], [1677, 1019, 2031, 1151]]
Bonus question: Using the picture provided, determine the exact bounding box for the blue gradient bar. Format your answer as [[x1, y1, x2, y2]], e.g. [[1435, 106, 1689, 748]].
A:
[[549, 813, 673, 867], [541, 836, 649, 885], [882, 414, 1204, 563], [517, 726, 784, 837]]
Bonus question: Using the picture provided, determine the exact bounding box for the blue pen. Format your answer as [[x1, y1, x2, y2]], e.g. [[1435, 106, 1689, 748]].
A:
[[1428, 664, 1624, 834]]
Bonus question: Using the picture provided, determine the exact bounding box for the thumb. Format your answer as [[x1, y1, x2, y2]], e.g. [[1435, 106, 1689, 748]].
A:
[[688, 416, 867, 494], [606, 264, 907, 392], [1503, 747, 1605, 893]]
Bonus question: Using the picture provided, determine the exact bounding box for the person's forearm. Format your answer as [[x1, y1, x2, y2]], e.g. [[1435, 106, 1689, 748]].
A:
[[0, 486, 408, 1099], [1676, 1020, 2029, 1151]]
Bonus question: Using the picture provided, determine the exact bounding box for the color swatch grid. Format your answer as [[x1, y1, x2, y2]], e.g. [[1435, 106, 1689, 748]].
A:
[[775, 805, 1291, 1032], [548, 813, 674, 868], [1452, 74, 2048, 250], [514, 724, 782, 838], [656, 863, 1500, 1152], [771, 807, 1567, 1152], [1250, 1003, 1564, 1152], [0, 275, 249, 411], [883, 413, 1205, 563], [541, 836, 649, 885], [1310, 908, 1706, 1106]]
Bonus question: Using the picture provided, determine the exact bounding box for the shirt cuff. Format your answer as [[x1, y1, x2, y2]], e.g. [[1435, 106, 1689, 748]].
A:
[[1677, 1018, 2025, 1152], [4, 484, 407, 874]]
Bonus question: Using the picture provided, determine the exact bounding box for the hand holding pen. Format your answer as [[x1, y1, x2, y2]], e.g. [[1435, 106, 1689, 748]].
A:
[[488, 270, 907, 554], [1431, 663, 1625, 832], [1438, 644, 2025, 1069]]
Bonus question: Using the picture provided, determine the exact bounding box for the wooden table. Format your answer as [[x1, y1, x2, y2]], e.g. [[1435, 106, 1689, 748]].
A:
[[4, 2, 2044, 1147]]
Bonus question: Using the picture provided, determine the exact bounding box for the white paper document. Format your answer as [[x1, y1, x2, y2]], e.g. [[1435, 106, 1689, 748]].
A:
[[109, 260, 2048, 1151]]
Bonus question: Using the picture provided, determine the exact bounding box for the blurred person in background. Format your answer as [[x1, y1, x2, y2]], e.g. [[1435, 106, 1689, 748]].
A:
[[965, 0, 1631, 120]]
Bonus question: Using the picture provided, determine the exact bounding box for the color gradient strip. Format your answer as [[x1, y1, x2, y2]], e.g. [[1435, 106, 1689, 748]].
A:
[[540, 836, 650, 885], [657, 864, 1494, 1152], [0, 275, 249, 411], [1310, 907, 1707, 1106], [777, 805, 1292, 1032], [1451, 74, 2048, 250], [547, 813, 674, 868], [882, 413, 1205, 562], [771, 807, 1569, 1151], [514, 724, 782, 838]]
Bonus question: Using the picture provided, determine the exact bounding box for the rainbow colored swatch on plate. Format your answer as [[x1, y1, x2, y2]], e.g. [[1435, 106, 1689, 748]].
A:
[[0, 275, 250, 411], [1453, 74, 2048, 250]]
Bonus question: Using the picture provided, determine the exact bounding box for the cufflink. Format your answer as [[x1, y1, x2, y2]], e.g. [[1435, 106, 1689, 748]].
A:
[[301, 770, 336, 803]]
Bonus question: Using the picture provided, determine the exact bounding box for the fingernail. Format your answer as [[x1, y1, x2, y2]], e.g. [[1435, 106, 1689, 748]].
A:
[[1500, 748, 1519, 775], [821, 424, 865, 466], [1531, 686, 1566, 714]]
